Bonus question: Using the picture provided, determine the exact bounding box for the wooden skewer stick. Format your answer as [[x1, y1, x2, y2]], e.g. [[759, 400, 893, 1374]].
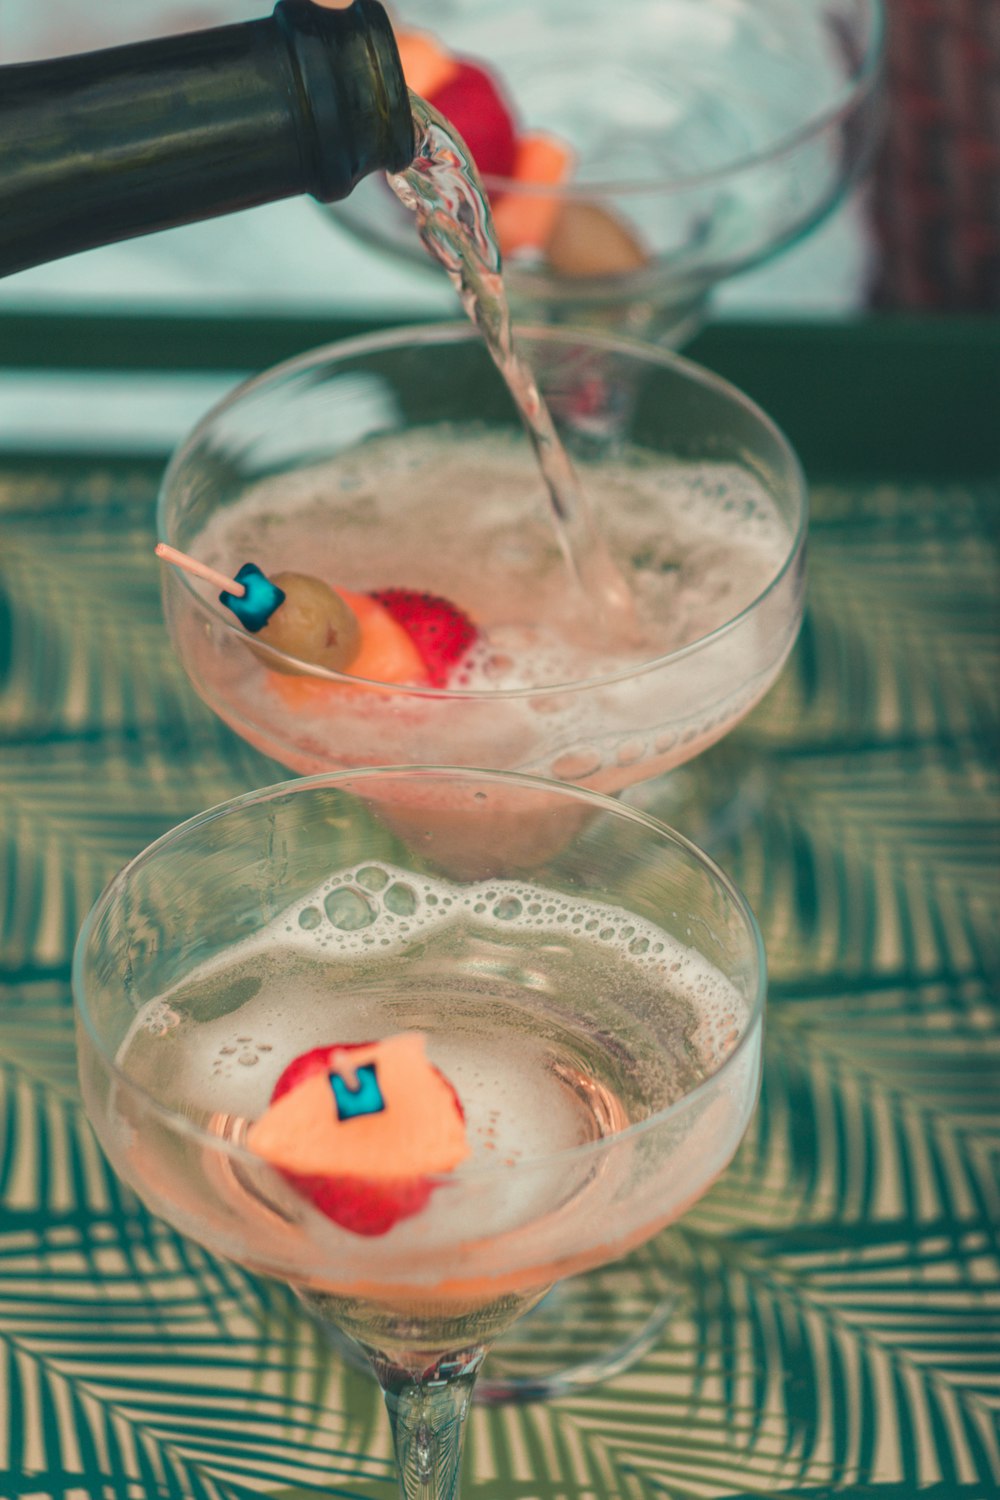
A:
[[155, 542, 245, 596]]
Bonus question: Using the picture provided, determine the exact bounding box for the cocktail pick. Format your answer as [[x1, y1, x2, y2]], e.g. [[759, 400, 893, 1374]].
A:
[[246, 1035, 470, 1236], [154, 542, 285, 631], [154, 542, 374, 677]]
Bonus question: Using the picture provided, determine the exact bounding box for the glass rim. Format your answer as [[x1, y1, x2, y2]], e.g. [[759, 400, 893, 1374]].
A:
[[157, 319, 808, 700], [72, 764, 767, 1186], [474, 0, 885, 200], [379, 0, 886, 202]]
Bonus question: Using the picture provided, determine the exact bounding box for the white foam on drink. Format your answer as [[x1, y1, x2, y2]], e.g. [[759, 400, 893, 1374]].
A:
[[194, 427, 792, 689], [136, 861, 748, 1108]]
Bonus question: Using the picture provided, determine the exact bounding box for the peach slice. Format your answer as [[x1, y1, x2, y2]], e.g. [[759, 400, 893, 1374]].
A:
[[491, 132, 576, 257]]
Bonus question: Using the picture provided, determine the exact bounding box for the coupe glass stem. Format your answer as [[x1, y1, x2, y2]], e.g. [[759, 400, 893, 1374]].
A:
[[295, 1283, 547, 1491], [366, 1344, 486, 1499]]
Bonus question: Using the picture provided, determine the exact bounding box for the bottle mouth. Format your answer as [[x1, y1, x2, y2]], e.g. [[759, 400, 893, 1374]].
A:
[[367, 2, 419, 173], [344, 0, 417, 175], [275, 0, 416, 197]]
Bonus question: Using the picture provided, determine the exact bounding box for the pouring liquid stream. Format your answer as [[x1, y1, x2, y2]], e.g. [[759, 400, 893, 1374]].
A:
[[388, 94, 639, 643]]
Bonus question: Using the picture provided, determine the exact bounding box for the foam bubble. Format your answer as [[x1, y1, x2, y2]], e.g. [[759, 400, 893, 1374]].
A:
[[220, 860, 752, 1075]]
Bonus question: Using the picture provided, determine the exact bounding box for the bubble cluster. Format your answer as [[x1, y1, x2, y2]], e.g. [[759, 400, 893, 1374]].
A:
[[266, 861, 749, 1070], [138, 1000, 180, 1037]]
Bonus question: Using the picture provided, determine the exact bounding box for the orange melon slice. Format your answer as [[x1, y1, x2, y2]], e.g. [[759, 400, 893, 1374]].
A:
[[246, 1034, 470, 1236], [491, 132, 576, 257]]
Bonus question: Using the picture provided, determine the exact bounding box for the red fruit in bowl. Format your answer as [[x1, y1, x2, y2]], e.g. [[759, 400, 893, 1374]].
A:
[[430, 59, 519, 182], [370, 589, 478, 688], [285, 1169, 434, 1237], [268, 1037, 435, 1236]]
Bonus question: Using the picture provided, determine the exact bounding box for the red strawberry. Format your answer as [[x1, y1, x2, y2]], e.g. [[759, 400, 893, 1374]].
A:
[[429, 60, 519, 182], [282, 1169, 433, 1237], [369, 589, 477, 688]]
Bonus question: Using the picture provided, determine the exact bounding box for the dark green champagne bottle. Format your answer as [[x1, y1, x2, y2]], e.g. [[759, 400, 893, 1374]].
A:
[[0, 0, 414, 276]]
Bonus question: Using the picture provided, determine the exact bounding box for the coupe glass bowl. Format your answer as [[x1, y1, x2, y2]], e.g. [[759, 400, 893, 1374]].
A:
[[158, 322, 807, 809], [330, 0, 885, 343], [74, 766, 766, 1495]]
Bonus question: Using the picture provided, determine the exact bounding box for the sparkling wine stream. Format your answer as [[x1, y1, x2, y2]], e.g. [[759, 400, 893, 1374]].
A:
[[388, 94, 637, 639]]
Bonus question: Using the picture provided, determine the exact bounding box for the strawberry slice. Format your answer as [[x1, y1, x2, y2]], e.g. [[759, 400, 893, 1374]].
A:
[[282, 1168, 434, 1237], [429, 60, 519, 182], [369, 589, 477, 688]]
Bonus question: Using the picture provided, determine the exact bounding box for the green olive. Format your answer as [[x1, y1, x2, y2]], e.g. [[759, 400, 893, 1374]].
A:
[[252, 572, 360, 674]]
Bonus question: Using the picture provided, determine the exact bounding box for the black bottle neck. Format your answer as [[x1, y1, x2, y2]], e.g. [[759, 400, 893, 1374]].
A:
[[0, 0, 414, 277]]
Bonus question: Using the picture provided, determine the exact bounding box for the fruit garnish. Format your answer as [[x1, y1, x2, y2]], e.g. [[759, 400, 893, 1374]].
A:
[[259, 590, 436, 709], [252, 571, 361, 674], [370, 588, 478, 688], [490, 132, 576, 258], [393, 25, 649, 274], [246, 1034, 470, 1237], [155, 546, 474, 691], [396, 28, 519, 185], [424, 59, 519, 181], [338, 589, 430, 686]]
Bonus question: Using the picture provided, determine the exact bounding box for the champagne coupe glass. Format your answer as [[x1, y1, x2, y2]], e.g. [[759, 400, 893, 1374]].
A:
[[156, 322, 802, 1401], [158, 322, 807, 824], [329, 0, 884, 345], [74, 767, 766, 1499]]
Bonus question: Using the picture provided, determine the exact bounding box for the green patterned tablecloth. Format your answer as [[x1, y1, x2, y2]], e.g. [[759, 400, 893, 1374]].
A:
[[1, 316, 997, 1499]]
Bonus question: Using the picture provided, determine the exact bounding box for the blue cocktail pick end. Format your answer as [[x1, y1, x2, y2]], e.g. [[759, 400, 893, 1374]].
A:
[[330, 1063, 386, 1122], [220, 562, 286, 632]]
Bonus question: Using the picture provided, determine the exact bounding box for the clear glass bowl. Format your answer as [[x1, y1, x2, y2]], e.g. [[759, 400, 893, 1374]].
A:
[[74, 766, 766, 1492], [330, 0, 885, 343], [158, 322, 807, 808]]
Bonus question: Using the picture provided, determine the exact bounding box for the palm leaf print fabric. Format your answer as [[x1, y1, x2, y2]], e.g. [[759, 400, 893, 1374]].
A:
[[1, 326, 997, 1499]]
